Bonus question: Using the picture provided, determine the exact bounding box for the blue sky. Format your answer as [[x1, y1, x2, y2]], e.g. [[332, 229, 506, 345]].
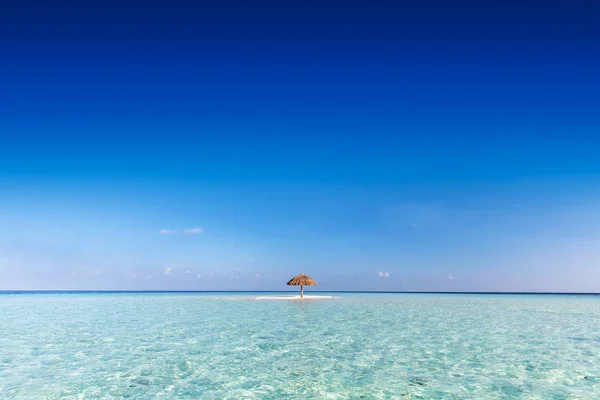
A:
[[1, 0, 599, 291]]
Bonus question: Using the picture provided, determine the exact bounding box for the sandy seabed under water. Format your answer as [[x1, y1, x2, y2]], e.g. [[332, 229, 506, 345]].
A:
[[3, 293, 600, 399]]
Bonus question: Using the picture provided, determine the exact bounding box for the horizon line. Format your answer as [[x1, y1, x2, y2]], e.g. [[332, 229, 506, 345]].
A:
[[1, 290, 599, 296]]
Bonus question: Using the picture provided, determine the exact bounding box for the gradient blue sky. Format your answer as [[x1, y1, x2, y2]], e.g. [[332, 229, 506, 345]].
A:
[[1, 0, 599, 291]]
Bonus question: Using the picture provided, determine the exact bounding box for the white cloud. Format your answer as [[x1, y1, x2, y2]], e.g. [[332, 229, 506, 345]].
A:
[[448, 275, 454, 280], [164, 267, 172, 275], [160, 226, 203, 235], [378, 272, 390, 277], [256, 273, 261, 279], [124, 272, 153, 280], [409, 224, 419, 228], [184, 226, 203, 235], [185, 269, 191, 274], [197, 274, 203, 280], [248, 259, 256, 263]]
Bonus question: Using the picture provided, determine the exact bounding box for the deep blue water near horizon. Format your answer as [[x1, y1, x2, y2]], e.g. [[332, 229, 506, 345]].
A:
[[1, 292, 599, 399]]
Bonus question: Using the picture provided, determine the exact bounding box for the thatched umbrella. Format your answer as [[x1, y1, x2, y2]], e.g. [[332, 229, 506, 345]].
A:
[[287, 272, 317, 298]]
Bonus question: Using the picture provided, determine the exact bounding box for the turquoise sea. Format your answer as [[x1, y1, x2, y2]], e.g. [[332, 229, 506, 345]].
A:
[[1, 292, 599, 399]]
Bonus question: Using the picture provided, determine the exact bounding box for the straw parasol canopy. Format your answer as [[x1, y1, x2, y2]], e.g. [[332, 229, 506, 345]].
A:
[[287, 272, 317, 298]]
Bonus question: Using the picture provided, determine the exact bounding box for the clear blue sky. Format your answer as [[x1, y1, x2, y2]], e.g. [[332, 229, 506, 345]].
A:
[[1, 0, 599, 291]]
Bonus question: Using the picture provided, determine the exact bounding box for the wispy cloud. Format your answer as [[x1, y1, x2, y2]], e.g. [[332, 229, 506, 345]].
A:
[[159, 226, 203, 235], [185, 269, 191, 274], [248, 259, 256, 263], [196, 274, 203, 280], [378, 272, 390, 278], [256, 273, 261, 279], [184, 226, 203, 235], [381, 202, 443, 230], [71, 269, 102, 277], [124, 272, 153, 280], [164, 267, 172, 275], [448, 275, 454, 280]]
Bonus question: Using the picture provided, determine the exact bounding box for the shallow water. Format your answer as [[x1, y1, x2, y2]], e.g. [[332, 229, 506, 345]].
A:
[[1, 292, 599, 399]]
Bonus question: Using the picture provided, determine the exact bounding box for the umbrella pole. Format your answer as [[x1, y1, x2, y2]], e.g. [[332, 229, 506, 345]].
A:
[[301, 285, 304, 298]]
